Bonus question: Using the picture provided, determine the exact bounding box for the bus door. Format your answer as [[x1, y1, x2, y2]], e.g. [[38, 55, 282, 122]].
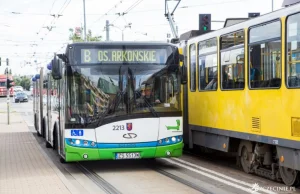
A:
[[59, 67, 66, 156], [46, 75, 52, 143]]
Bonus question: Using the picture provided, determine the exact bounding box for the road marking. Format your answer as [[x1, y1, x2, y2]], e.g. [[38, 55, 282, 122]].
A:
[[162, 158, 276, 194], [173, 158, 272, 190]]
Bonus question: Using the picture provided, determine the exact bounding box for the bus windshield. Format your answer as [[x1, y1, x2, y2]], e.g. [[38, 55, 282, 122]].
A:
[[65, 45, 180, 127]]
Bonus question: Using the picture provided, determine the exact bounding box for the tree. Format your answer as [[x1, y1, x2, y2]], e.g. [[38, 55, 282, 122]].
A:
[[69, 27, 102, 42], [14, 76, 30, 90]]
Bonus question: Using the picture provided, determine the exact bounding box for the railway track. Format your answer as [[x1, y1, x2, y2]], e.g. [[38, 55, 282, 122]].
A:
[[183, 148, 300, 189], [77, 162, 122, 194], [152, 165, 215, 194]]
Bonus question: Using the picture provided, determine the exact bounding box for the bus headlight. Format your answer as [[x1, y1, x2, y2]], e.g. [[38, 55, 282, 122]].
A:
[[83, 140, 88, 146], [90, 141, 96, 147], [158, 139, 162, 144], [75, 139, 80, 145], [171, 137, 176, 142], [165, 138, 169, 143]]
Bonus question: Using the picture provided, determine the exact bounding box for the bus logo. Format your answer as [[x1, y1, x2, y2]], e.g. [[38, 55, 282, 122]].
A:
[[126, 123, 133, 131], [166, 120, 180, 131], [123, 133, 137, 139]]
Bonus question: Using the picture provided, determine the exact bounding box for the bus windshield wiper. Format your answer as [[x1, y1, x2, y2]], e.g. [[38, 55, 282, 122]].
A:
[[140, 92, 158, 117], [95, 91, 123, 127]]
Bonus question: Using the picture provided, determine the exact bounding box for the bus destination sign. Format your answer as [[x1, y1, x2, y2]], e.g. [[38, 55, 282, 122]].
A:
[[80, 48, 167, 64]]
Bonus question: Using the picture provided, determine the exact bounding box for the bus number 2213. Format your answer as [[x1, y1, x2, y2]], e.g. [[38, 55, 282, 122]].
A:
[[113, 125, 125, 130]]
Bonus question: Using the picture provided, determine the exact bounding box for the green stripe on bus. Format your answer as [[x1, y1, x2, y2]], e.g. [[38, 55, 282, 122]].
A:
[[64, 141, 183, 162]]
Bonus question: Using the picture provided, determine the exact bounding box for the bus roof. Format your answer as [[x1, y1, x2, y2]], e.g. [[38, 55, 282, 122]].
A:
[[67, 41, 176, 47]]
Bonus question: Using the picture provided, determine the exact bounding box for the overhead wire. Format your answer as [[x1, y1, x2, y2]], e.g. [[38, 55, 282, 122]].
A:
[[89, 0, 124, 29], [30, 0, 72, 63], [111, 0, 144, 25]]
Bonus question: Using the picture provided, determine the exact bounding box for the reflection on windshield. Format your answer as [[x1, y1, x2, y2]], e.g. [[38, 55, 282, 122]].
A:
[[66, 64, 180, 126]]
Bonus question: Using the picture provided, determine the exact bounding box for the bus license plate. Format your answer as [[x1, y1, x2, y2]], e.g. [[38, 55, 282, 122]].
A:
[[116, 153, 140, 159]]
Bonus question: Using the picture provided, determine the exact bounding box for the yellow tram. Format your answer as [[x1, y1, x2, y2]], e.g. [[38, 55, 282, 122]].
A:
[[179, 3, 300, 186]]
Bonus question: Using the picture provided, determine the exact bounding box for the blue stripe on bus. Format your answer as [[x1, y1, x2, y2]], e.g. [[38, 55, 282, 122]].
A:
[[97, 141, 157, 148], [65, 135, 182, 149]]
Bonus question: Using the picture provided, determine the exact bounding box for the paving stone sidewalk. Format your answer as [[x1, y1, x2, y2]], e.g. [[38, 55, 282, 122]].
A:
[[0, 113, 77, 194]]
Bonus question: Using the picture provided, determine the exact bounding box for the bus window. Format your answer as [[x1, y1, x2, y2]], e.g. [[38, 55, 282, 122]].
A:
[[286, 12, 300, 88], [220, 30, 245, 90], [249, 20, 281, 89]]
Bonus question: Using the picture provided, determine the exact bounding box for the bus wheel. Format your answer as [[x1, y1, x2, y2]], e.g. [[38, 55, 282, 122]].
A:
[[34, 114, 36, 130], [279, 166, 300, 186], [59, 157, 66, 163], [240, 146, 251, 174], [45, 141, 51, 148], [53, 130, 58, 150], [42, 120, 46, 138]]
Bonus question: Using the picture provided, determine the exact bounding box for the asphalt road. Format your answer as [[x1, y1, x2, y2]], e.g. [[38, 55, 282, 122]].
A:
[[1, 97, 298, 194]]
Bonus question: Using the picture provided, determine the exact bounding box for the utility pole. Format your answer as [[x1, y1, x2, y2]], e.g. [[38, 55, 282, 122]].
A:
[[6, 58, 9, 125], [83, 0, 87, 41], [106, 20, 110, 41], [165, 0, 181, 39]]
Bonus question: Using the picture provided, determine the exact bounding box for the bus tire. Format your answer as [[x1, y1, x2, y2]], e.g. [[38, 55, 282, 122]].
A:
[[34, 114, 36, 130], [45, 141, 51, 148], [59, 157, 66, 163], [42, 119, 46, 138], [53, 126, 58, 151]]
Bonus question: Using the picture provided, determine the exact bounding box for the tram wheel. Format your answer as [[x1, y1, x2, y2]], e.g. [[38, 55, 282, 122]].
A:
[[279, 166, 300, 186], [240, 146, 252, 174]]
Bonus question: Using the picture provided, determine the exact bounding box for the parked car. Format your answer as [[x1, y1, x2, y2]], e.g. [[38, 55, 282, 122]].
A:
[[14, 92, 28, 103], [13, 86, 23, 92]]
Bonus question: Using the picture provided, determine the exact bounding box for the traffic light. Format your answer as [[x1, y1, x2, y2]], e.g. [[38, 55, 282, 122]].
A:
[[199, 14, 211, 33], [7, 78, 13, 89]]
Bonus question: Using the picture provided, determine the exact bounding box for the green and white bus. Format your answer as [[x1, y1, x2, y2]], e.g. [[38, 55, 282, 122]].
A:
[[34, 42, 186, 162]]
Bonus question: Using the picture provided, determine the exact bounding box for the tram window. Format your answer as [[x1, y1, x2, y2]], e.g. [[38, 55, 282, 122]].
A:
[[220, 48, 245, 89], [189, 44, 196, 92], [221, 31, 244, 50], [286, 13, 300, 88], [249, 20, 281, 89], [220, 30, 245, 90], [198, 38, 218, 91], [198, 54, 218, 91], [249, 21, 281, 44]]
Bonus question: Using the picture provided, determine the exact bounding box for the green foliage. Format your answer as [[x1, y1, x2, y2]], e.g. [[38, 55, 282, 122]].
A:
[[14, 76, 31, 90], [69, 27, 102, 42]]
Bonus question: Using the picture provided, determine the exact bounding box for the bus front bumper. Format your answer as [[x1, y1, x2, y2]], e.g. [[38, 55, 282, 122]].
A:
[[64, 141, 183, 162]]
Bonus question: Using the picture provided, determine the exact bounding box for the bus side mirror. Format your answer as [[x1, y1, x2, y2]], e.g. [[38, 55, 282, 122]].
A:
[[179, 54, 187, 84], [179, 54, 184, 62], [181, 65, 187, 84], [52, 56, 62, 80]]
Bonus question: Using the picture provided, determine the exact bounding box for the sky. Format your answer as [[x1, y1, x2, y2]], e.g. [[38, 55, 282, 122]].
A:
[[0, 0, 285, 76]]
